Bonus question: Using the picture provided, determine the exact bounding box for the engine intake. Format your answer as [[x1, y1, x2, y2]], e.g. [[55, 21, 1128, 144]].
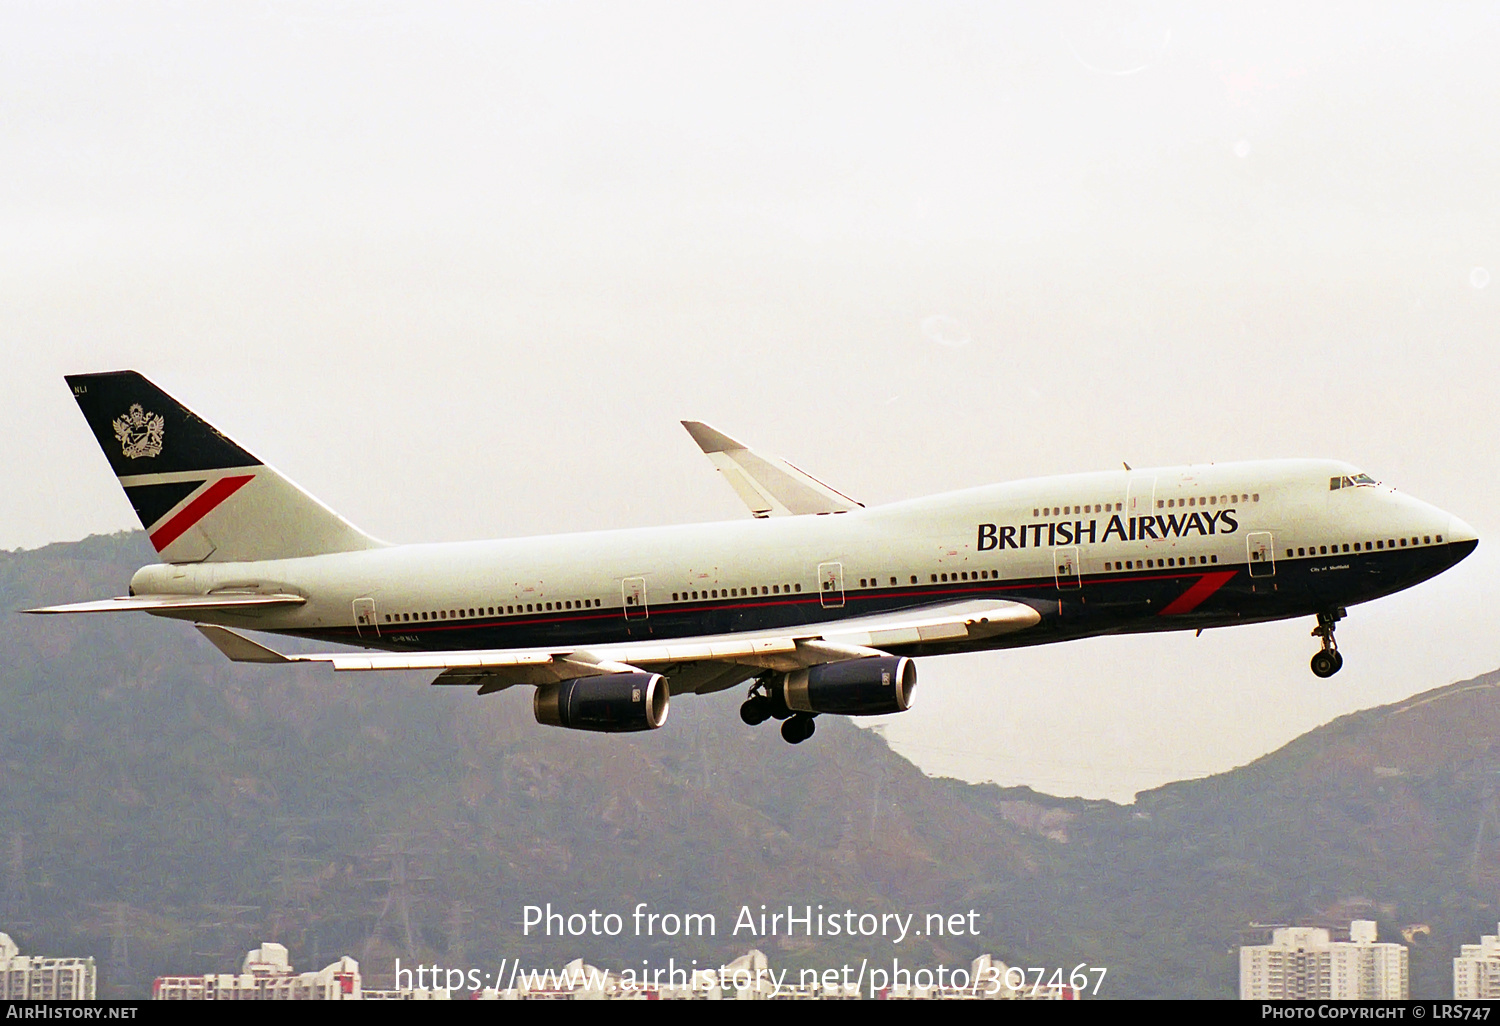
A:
[[534, 672, 670, 732], [781, 656, 916, 716]]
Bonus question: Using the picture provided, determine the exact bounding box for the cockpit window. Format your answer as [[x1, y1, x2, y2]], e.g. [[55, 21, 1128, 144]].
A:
[[1331, 473, 1379, 490], [1351, 473, 1377, 485]]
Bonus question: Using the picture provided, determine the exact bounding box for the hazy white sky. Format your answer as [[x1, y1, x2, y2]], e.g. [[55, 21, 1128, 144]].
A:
[[3, 2, 1497, 800]]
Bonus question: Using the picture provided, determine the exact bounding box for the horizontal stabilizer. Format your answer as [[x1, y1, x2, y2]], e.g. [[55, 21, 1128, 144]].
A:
[[25, 593, 307, 615], [681, 421, 861, 518], [196, 623, 293, 663]]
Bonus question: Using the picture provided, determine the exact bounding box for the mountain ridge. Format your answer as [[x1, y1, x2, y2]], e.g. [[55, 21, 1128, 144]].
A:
[[2, 533, 1497, 999]]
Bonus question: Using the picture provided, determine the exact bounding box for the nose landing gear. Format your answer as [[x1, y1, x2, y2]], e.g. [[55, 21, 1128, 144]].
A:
[[1310, 608, 1346, 678]]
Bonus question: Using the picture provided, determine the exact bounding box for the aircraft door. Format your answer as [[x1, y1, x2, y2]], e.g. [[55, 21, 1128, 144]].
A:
[[1053, 547, 1081, 590], [818, 562, 845, 609], [622, 577, 649, 619], [1247, 532, 1275, 577], [353, 596, 380, 638], [1126, 475, 1156, 523]]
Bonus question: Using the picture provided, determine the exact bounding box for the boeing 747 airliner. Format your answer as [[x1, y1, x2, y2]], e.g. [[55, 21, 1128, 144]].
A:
[[28, 372, 1478, 744]]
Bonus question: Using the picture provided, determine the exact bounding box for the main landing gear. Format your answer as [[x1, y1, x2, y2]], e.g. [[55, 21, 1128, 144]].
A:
[[1310, 608, 1346, 678], [780, 713, 816, 744], [739, 678, 818, 744]]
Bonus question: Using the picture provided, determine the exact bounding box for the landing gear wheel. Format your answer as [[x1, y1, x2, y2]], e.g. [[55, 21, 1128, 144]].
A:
[[740, 696, 771, 726], [781, 713, 817, 744], [1310, 650, 1339, 678], [743, 678, 793, 723], [1309, 608, 1346, 678]]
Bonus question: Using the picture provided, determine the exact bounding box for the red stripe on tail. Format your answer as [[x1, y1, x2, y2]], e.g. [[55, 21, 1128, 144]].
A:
[[149, 475, 254, 551], [1158, 570, 1237, 616]]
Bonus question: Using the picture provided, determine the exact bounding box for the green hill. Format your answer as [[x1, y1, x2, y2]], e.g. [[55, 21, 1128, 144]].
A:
[[1009, 665, 1500, 998], [0, 534, 1050, 995], [2, 533, 1497, 998]]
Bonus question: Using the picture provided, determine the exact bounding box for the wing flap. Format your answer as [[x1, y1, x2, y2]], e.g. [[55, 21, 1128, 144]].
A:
[[649, 662, 762, 695], [326, 650, 558, 672], [430, 667, 532, 693], [819, 599, 1041, 647]]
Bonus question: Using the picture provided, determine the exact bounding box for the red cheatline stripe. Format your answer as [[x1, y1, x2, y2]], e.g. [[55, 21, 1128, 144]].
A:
[[149, 475, 254, 551], [1158, 570, 1237, 616]]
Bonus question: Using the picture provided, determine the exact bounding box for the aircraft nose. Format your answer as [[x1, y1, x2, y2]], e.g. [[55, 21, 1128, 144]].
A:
[[1448, 514, 1479, 558]]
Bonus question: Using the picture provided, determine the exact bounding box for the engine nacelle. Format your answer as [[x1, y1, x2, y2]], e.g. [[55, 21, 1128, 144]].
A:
[[780, 656, 916, 716], [534, 672, 670, 733]]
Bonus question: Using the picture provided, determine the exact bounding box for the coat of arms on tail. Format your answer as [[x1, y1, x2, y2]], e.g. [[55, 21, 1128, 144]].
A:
[[112, 403, 165, 459], [67, 371, 384, 563]]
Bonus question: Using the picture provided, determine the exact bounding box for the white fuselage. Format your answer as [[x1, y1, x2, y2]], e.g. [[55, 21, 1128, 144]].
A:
[[129, 458, 1475, 656]]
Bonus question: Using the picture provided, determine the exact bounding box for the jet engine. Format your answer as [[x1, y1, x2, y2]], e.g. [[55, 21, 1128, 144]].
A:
[[779, 656, 916, 716], [534, 672, 670, 732]]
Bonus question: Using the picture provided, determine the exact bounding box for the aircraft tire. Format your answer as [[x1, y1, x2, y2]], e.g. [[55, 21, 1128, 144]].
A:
[[1310, 650, 1340, 678], [781, 713, 816, 744], [740, 697, 772, 726]]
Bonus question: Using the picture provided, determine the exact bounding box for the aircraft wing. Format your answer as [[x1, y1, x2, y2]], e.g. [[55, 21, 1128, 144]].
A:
[[681, 421, 862, 517], [26, 593, 307, 614], [195, 598, 1041, 694]]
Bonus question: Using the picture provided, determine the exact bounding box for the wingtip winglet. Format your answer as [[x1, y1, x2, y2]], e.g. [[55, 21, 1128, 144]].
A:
[[682, 420, 750, 454], [681, 421, 862, 516]]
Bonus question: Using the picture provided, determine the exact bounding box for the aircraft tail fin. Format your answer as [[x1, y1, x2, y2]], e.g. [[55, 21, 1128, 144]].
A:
[[66, 371, 384, 563]]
